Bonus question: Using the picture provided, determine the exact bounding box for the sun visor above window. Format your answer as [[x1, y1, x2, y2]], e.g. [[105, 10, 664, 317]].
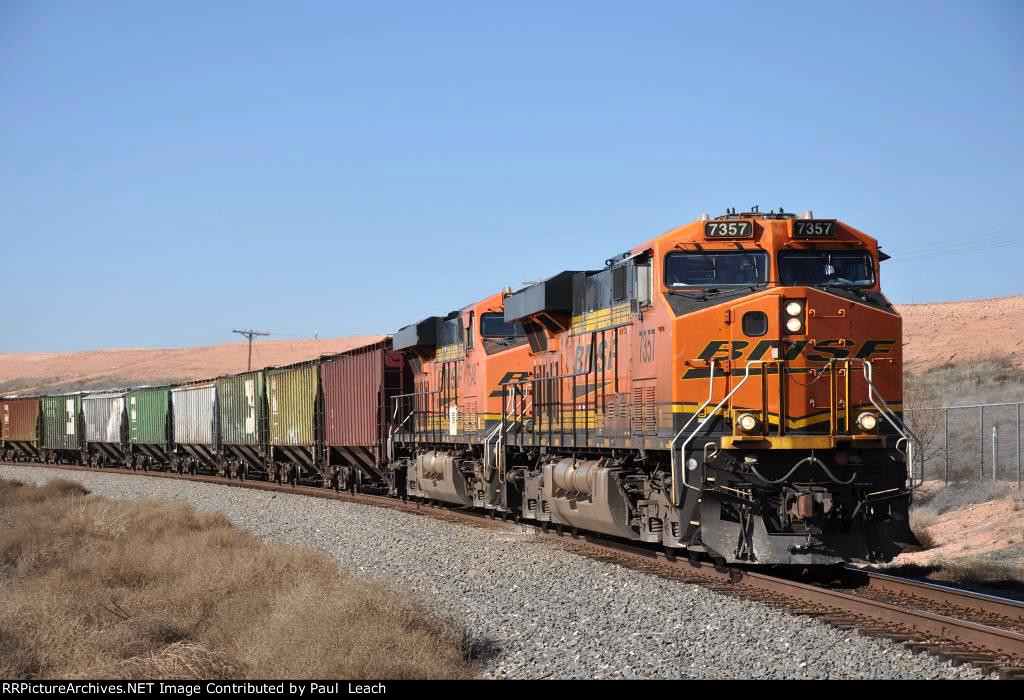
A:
[[504, 271, 582, 325], [393, 316, 443, 352]]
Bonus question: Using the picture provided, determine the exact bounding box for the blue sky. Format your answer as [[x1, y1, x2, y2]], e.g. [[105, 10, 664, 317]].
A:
[[2, 1, 1021, 352]]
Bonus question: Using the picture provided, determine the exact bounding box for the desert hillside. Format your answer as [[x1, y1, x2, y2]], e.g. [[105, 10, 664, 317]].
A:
[[1, 294, 1022, 394], [0, 336, 386, 394], [898, 295, 1024, 372]]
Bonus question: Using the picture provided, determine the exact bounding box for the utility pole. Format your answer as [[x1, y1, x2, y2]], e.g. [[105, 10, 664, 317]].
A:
[[232, 329, 270, 371]]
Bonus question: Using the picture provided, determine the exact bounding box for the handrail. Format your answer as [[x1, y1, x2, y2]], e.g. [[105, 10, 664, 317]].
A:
[[388, 389, 444, 452], [669, 360, 717, 507], [674, 360, 780, 507], [497, 384, 532, 484], [386, 409, 416, 462], [862, 360, 923, 488], [485, 383, 531, 482]]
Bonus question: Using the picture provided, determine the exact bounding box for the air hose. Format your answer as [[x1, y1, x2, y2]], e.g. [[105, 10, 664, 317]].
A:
[[750, 455, 857, 486]]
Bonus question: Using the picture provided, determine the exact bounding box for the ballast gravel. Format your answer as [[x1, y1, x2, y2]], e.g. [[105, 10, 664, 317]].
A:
[[1, 465, 990, 680]]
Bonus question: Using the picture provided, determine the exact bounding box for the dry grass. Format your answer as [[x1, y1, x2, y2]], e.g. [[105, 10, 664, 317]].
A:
[[914, 481, 1023, 514], [907, 507, 938, 551], [926, 555, 1024, 589], [905, 355, 1024, 408], [0, 478, 476, 680]]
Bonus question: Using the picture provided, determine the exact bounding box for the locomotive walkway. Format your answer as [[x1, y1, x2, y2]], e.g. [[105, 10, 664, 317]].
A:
[[2, 462, 1021, 679]]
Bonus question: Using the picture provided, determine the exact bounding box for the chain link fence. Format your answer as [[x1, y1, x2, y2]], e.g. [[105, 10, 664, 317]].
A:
[[905, 402, 1023, 485]]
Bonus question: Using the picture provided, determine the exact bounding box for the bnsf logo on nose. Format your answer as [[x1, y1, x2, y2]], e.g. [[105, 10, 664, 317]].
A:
[[697, 339, 897, 363]]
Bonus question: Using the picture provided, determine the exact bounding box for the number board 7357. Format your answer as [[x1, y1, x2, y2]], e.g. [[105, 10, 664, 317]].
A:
[[703, 220, 754, 239], [792, 220, 838, 238]]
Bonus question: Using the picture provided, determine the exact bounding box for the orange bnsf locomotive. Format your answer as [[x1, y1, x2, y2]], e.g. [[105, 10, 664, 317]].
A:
[[390, 290, 532, 509], [389, 209, 919, 565]]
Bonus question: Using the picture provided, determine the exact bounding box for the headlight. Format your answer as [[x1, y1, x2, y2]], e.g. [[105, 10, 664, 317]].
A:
[[737, 413, 759, 433], [785, 301, 803, 316], [785, 317, 803, 333], [856, 412, 878, 431]]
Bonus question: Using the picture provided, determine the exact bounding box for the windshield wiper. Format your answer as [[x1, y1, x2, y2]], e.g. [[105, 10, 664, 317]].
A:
[[668, 286, 761, 302]]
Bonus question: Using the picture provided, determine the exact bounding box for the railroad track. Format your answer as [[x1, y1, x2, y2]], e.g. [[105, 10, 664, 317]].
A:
[[4, 461, 1023, 679]]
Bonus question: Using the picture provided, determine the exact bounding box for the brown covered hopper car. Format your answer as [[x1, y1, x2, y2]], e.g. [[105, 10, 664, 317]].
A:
[[1, 396, 42, 461], [321, 340, 407, 486]]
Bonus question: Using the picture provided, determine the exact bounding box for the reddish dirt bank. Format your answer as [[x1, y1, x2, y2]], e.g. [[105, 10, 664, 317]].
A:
[[2, 293, 1023, 393], [0, 336, 386, 394], [898, 295, 1024, 372]]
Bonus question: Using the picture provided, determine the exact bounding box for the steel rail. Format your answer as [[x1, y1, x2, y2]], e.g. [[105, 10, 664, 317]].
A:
[[851, 568, 1024, 626]]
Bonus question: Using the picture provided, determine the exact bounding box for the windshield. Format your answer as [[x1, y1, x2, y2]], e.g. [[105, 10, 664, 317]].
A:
[[480, 313, 524, 338], [779, 250, 874, 287], [664, 251, 768, 287]]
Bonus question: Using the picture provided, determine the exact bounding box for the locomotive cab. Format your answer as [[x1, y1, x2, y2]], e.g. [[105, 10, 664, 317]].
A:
[[659, 210, 917, 564]]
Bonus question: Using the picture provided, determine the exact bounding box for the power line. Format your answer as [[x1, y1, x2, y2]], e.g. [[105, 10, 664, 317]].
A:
[[890, 237, 1024, 264], [232, 329, 270, 371], [885, 228, 1024, 264], [884, 226, 1024, 261]]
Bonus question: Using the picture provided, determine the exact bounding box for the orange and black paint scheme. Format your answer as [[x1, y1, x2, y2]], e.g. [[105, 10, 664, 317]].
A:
[[391, 210, 918, 565], [391, 291, 533, 509]]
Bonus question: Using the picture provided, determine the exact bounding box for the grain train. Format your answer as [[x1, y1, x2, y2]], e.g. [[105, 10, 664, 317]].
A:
[[1, 209, 920, 566]]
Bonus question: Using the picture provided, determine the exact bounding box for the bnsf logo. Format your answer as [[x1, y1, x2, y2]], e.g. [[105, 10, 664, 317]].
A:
[[697, 339, 897, 363]]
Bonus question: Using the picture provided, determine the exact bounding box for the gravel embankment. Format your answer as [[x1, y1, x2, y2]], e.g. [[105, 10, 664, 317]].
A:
[[0, 465, 990, 680]]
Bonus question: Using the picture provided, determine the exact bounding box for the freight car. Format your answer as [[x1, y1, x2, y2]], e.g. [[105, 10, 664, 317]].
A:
[[171, 380, 219, 474], [217, 369, 268, 479], [1, 342, 409, 491], [266, 359, 321, 484], [41, 393, 85, 464], [1, 396, 41, 461], [321, 340, 407, 491], [126, 386, 174, 470], [265, 343, 409, 488], [82, 390, 128, 466]]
